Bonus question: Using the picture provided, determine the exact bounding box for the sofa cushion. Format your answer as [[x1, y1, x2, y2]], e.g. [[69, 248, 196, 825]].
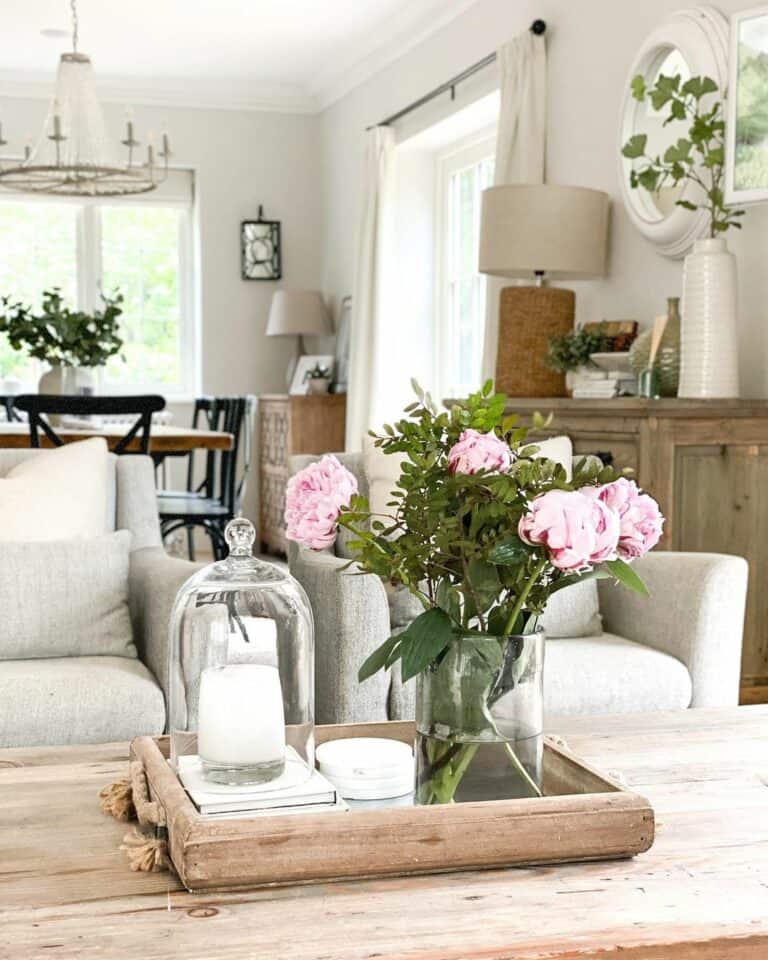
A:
[[363, 435, 405, 518], [0, 530, 135, 659], [0, 437, 110, 541], [0, 656, 165, 747], [530, 434, 573, 480], [544, 632, 692, 715], [539, 580, 602, 638]]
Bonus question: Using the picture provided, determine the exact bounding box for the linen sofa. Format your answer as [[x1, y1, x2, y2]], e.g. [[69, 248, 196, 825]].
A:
[[0, 450, 199, 747], [289, 452, 749, 725]]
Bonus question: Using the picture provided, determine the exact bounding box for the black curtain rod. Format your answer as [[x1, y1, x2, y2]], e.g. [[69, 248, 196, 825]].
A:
[[367, 19, 546, 131]]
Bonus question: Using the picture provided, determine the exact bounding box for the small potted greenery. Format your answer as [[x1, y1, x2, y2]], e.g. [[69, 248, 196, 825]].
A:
[[303, 362, 332, 395], [0, 288, 124, 394], [545, 326, 608, 393]]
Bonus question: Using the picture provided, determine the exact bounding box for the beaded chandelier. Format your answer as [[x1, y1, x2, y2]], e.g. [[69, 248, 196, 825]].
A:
[[0, 0, 170, 196]]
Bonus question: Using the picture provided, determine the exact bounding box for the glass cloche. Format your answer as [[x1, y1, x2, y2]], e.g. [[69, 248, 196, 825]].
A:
[[168, 517, 314, 786]]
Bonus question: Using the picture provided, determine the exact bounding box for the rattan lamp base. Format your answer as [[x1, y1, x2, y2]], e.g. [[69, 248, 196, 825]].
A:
[[495, 286, 574, 397]]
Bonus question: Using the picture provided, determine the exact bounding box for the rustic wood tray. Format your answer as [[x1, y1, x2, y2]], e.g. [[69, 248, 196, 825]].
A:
[[128, 720, 654, 893]]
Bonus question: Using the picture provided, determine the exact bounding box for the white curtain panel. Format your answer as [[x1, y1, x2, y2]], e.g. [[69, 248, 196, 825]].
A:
[[481, 31, 547, 382], [346, 126, 396, 451]]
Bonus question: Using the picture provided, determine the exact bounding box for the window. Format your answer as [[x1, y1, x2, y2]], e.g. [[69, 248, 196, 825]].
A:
[[436, 136, 495, 397], [0, 172, 195, 396], [0, 201, 78, 384]]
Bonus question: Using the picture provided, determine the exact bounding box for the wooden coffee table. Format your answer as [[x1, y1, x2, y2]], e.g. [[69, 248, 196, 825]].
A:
[[2, 707, 767, 959]]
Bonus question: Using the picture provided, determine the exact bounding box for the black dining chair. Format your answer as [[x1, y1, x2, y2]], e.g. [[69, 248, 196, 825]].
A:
[[13, 394, 166, 455], [0, 396, 21, 422], [157, 395, 253, 560]]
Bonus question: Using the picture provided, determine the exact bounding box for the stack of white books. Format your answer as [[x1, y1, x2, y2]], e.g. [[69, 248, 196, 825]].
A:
[[178, 748, 349, 818], [571, 369, 636, 399]]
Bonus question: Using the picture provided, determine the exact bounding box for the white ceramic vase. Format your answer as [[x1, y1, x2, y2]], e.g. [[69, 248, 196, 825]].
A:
[[678, 237, 739, 398], [38, 365, 66, 395]]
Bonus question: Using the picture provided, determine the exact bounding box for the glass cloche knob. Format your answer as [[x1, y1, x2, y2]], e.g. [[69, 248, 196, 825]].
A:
[[225, 516, 256, 557]]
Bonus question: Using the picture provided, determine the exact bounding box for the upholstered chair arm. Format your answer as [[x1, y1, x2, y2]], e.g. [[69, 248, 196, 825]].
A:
[[129, 547, 203, 702], [289, 543, 391, 724], [598, 551, 748, 707]]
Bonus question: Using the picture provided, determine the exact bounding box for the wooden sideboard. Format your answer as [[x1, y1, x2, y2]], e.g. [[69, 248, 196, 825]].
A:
[[258, 393, 346, 555], [506, 397, 768, 695]]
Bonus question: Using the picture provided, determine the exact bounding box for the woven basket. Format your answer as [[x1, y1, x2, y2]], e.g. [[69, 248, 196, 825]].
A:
[[495, 286, 573, 397]]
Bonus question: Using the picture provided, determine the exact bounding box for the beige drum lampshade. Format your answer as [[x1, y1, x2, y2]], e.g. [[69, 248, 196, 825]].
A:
[[479, 184, 610, 279], [478, 184, 610, 398], [266, 290, 332, 337]]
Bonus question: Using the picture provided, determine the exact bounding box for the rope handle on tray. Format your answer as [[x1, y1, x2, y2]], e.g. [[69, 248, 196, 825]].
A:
[[129, 759, 166, 827], [99, 760, 169, 873]]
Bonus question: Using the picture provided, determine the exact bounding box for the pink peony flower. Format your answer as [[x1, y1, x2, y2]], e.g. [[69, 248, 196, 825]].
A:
[[448, 429, 513, 475], [593, 477, 664, 561], [284, 455, 358, 550], [519, 489, 620, 573]]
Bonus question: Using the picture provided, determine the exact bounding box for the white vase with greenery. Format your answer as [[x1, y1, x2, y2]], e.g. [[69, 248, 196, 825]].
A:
[[622, 73, 745, 398], [0, 289, 124, 395]]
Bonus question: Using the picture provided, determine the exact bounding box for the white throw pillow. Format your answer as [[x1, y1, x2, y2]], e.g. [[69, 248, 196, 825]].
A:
[[529, 434, 573, 480], [539, 579, 602, 639], [362, 436, 405, 519], [0, 530, 135, 659], [0, 437, 110, 541]]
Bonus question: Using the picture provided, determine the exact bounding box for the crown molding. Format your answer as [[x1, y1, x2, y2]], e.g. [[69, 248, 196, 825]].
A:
[[0, 0, 481, 117], [310, 0, 481, 111], [0, 72, 319, 115]]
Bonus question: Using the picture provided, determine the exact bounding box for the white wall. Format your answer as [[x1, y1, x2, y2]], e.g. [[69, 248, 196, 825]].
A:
[[0, 95, 324, 522], [319, 0, 768, 399]]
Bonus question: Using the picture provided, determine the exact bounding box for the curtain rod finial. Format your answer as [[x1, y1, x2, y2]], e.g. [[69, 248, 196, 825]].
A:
[[531, 19, 546, 35]]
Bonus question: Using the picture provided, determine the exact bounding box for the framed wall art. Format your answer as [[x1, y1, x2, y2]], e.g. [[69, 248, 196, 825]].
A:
[[241, 206, 282, 280], [289, 355, 335, 396]]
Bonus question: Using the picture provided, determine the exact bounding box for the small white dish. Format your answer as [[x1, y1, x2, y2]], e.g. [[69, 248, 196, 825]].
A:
[[329, 776, 415, 801], [316, 737, 413, 779], [589, 351, 633, 374]]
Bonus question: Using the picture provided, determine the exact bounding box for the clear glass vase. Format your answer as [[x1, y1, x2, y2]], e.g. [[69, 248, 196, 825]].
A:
[[415, 630, 544, 804], [168, 517, 315, 787]]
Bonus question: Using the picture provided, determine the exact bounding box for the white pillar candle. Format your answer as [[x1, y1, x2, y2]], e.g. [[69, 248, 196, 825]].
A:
[[197, 664, 285, 766], [228, 616, 278, 666]]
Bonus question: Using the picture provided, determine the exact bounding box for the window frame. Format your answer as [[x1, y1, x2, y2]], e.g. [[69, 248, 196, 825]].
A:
[[0, 185, 198, 399], [433, 128, 496, 400]]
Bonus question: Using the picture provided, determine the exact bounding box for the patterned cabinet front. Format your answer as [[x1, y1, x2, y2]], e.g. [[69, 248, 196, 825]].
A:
[[258, 394, 346, 555]]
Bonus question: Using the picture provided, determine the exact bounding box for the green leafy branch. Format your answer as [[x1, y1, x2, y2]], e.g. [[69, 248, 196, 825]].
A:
[[622, 73, 745, 236], [0, 288, 125, 368], [344, 381, 646, 684]]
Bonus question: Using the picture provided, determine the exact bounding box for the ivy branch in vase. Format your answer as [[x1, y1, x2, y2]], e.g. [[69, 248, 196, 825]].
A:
[[285, 383, 664, 805], [622, 72, 745, 234]]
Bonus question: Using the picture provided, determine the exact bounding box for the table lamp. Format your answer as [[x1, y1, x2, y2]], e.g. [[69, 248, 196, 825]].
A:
[[266, 290, 332, 386], [479, 184, 610, 397]]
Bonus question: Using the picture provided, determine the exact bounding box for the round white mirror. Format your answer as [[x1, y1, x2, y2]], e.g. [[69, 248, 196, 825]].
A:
[[618, 7, 728, 258]]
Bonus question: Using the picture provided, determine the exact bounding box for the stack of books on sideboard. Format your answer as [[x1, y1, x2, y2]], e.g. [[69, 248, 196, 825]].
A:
[[571, 369, 636, 398]]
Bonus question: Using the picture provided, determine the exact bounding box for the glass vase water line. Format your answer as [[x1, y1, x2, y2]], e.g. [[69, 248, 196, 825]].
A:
[[415, 629, 544, 805]]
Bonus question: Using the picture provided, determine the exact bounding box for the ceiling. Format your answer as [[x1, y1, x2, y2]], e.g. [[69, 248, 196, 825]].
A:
[[0, 0, 478, 113]]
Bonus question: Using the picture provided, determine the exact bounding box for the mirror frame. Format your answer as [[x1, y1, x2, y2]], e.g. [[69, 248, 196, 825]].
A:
[[618, 6, 728, 259]]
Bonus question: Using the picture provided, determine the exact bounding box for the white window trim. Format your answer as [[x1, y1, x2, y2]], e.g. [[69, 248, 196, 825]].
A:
[[433, 128, 496, 399], [0, 178, 198, 399]]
